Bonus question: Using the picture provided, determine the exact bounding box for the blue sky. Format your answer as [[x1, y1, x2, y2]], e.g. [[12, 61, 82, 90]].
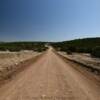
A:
[[0, 0, 100, 41]]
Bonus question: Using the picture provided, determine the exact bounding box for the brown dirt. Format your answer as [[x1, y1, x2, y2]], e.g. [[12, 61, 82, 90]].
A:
[[0, 48, 100, 100]]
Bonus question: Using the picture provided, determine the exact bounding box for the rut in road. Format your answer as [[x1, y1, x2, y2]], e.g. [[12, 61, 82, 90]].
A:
[[0, 49, 100, 100]]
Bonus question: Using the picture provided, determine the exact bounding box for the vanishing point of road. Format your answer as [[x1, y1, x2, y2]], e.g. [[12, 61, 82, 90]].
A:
[[0, 48, 100, 100]]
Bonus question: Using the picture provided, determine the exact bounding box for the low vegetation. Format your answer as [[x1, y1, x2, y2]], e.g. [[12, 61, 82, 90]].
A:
[[51, 38, 100, 58], [0, 42, 48, 52], [91, 46, 100, 58]]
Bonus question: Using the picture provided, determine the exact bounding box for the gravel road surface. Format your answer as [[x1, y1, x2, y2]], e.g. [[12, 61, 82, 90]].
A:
[[0, 48, 100, 100]]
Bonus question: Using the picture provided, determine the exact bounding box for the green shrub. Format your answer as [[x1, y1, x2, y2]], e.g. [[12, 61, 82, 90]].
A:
[[66, 50, 72, 54], [91, 46, 100, 58], [67, 46, 76, 52]]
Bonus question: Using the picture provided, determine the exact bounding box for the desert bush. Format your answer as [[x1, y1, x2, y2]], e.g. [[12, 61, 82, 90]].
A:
[[91, 46, 100, 58], [67, 46, 76, 52], [66, 50, 72, 54]]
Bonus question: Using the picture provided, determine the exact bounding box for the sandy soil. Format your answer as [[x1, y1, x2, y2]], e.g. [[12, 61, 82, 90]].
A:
[[0, 51, 41, 80], [0, 48, 100, 100], [0, 51, 40, 67]]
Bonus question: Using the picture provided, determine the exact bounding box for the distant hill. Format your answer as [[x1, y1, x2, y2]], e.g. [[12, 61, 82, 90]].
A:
[[51, 37, 100, 57]]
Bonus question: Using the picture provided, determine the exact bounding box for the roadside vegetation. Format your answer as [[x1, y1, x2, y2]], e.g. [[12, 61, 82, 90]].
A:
[[0, 42, 48, 52], [51, 38, 100, 58]]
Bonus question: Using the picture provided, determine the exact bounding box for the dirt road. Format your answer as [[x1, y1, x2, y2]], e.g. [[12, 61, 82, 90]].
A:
[[0, 48, 100, 100]]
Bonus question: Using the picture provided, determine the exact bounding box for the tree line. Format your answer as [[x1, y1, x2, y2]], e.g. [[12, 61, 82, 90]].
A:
[[51, 38, 100, 58], [0, 42, 48, 52]]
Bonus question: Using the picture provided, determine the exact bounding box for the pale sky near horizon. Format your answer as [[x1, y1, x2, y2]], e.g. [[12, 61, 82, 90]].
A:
[[0, 0, 100, 42]]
